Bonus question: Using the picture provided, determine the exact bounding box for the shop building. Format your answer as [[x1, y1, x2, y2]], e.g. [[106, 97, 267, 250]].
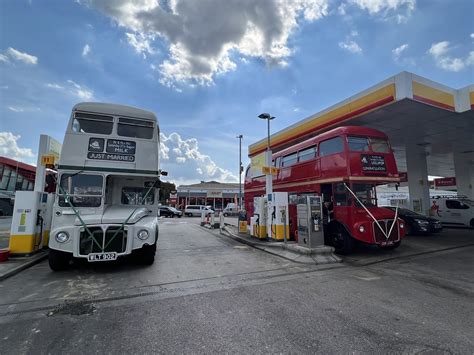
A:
[[176, 181, 240, 211]]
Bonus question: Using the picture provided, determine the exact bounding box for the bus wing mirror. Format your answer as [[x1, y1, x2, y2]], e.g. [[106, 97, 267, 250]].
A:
[[160, 170, 168, 176]]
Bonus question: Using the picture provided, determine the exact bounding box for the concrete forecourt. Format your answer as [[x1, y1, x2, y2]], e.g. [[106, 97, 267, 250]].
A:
[[0, 217, 473, 353]]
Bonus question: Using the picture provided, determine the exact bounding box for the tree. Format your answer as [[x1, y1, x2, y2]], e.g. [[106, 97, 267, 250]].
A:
[[159, 181, 176, 204]]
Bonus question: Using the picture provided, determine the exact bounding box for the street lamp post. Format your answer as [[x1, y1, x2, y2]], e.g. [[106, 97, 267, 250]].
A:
[[258, 113, 275, 196], [236, 134, 243, 209]]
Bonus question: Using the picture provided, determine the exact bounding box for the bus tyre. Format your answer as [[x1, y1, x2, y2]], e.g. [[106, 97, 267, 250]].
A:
[[470, 219, 474, 228], [138, 243, 156, 265], [329, 224, 355, 255], [48, 249, 71, 271]]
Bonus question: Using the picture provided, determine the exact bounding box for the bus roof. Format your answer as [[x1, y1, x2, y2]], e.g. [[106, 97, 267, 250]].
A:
[[73, 102, 157, 121], [273, 126, 388, 157]]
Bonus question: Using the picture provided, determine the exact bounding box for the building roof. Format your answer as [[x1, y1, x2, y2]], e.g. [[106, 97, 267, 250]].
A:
[[177, 181, 240, 190], [0, 156, 36, 181]]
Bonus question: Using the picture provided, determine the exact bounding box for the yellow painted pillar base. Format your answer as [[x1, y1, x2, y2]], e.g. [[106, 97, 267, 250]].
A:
[[9, 234, 39, 254], [270, 225, 291, 241]]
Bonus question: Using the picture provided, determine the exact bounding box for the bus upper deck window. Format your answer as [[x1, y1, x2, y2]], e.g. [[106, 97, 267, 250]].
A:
[[319, 137, 343, 157], [370, 137, 390, 153], [72, 112, 113, 135], [348, 136, 369, 151], [118, 118, 154, 139]]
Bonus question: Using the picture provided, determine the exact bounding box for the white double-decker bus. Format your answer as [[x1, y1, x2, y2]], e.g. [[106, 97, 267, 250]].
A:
[[48, 102, 163, 270]]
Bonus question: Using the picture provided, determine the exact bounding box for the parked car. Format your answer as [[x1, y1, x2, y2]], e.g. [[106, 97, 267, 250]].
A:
[[429, 197, 474, 228], [184, 205, 214, 217], [159, 206, 183, 218], [223, 207, 239, 217], [384, 206, 443, 235]]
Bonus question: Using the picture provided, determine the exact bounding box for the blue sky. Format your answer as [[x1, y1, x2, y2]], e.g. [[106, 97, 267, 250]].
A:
[[0, 0, 473, 185]]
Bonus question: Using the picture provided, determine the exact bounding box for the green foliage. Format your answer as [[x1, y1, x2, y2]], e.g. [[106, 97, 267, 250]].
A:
[[159, 181, 176, 204]]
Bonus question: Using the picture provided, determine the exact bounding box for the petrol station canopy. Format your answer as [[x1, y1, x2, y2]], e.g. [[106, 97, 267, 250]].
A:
[[249, 71, 474, 178]]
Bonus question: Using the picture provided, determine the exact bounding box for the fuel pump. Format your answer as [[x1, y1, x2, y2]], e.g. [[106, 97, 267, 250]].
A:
[[296, 195, 324, 248], [251, 196, 267, 239], [10, 191, 54, 254], [266, 192, 289, 241]]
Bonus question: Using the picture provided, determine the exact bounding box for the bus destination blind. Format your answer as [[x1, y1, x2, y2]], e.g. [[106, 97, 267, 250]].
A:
[[361, 154, 386, 172], [87, 137, 136, 162]]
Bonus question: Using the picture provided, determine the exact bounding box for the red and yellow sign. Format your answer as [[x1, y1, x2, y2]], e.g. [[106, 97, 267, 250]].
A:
[[262, 166, 279, 175], [40, 155, 55, 166]]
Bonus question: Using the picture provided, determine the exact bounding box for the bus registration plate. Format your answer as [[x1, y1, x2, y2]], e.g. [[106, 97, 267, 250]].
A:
[[87, 252, 117, 262]]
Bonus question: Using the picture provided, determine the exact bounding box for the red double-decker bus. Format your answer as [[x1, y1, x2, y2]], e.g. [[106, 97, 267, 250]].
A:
[[244, 126, 406, 254]]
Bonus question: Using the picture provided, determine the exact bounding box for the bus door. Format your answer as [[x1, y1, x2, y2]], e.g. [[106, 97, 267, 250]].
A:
[[332, 182, 350, 223]]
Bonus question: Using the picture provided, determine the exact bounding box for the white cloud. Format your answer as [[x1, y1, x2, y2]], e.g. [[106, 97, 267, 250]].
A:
[[392, 43, 408, 58], [7, 106, 40, 113], [8, 106, 24, 113], [82, 44, 91, 57], [428, 41, 473, 72], [83, 0, 329, 88], [471, 33, 474, 39], [125, 32, 155, 58], [347, 0, 415, 23], [45, 83, 64, 90], [45, 80, 94, 100], [0, 132, 36, 164], [338, 40, 362, 53], [3, 47, 38, 65], [67, 80, 94, 100], [160, 132, 237, 184]]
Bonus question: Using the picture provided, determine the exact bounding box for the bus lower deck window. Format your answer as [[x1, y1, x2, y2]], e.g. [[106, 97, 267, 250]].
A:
[[58, 173, 103, 207]]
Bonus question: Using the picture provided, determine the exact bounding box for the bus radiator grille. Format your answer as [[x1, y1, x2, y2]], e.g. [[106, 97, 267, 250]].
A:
[[373, 220, 399, 244], [79, 226, 127, 255]]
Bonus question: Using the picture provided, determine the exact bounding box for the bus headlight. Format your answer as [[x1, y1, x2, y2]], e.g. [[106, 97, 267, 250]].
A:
[[55, 231, 69, 243], [137, 229, 149, 240], [359, 225, 365, 233], [400, 222, 404, 229]]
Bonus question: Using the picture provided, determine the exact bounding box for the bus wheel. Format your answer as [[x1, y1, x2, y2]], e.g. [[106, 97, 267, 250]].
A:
[[48, 249, 71, 271], [138, 243, 156, 265], [329, 224, 355, 255]]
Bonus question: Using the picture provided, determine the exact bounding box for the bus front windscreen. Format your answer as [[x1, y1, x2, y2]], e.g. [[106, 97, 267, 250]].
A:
[[59, 174, 103, 207], [352, 183, 377, 208]]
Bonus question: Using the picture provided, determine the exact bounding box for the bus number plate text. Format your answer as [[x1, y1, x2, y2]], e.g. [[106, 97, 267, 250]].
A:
[[87, 252, 117, 262]]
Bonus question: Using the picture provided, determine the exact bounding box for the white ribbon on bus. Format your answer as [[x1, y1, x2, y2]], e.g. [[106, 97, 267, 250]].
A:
[[343, 183, 398, 240]]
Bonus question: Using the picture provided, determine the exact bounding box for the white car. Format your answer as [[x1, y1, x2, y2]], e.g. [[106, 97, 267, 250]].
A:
[[429, 197, 474, 228], [184, 205, 214, 217]]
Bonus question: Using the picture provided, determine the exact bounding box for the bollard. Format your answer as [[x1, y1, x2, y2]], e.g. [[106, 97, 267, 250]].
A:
[[200, 211, 205, 226], [212, 213, 220, 229], [219, 212, 224, 230]]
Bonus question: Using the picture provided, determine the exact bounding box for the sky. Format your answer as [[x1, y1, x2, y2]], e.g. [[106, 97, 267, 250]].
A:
[[0, 0, 473, 186]]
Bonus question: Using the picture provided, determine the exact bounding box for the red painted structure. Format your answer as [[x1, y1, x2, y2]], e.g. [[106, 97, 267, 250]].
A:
[[244, 126, 406, 253]]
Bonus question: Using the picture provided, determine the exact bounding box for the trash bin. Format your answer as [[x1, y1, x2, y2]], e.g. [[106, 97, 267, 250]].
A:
[[238, 210, 247, 234]]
